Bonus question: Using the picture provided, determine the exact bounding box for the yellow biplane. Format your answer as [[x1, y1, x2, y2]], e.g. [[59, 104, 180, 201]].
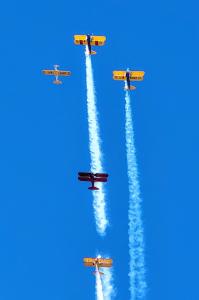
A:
[[74, 34, 106, 55], [113, 70, 145, 91], [83, 257, 113, 275], [42, 65, 71, 85]]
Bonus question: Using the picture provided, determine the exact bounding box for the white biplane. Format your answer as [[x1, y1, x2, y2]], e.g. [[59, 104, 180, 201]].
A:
[[42, 65, 71, 85]]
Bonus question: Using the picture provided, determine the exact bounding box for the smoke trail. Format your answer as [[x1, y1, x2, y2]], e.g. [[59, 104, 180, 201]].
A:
[[125, 90, 146, 299], [96, 253, 115, 300], [85, 48, 108, 235], [101, 267, 115, 300], [95, 267, 104, 300]]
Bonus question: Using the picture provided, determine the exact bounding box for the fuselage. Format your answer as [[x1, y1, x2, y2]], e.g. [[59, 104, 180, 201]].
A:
[[92, 258, 100, 267], [126, 72, 131, 89], [86, 34, 92, 54]]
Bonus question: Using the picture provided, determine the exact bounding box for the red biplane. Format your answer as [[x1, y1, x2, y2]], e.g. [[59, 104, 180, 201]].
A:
[[78, 172, 108, 190]]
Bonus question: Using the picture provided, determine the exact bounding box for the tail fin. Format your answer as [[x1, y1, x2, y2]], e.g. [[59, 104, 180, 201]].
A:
[[88, 186, 99, 191], [91, 50, 96, 55], [93, 271, 104, 276], [124, 85, 136, 91], [53, 79, 62, 85]]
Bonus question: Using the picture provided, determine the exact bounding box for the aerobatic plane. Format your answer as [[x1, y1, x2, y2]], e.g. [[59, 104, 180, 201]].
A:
[[83, 257, 113, 275], [42, 65, 71, 85], [78, 172, 108, 190], [74, 34, 106, 55], [113, 69, 145, 91]]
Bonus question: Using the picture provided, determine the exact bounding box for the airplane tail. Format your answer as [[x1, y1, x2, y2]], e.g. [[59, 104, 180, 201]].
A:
[[90, 50, 96, 55], [124, 85, 136, 91], [93, 270, 104, 276], [88, 186, 99, 191], [53, 79, 62, 85]]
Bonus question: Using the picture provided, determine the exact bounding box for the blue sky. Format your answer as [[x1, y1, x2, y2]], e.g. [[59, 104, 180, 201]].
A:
[[0, 0, 199, 299]]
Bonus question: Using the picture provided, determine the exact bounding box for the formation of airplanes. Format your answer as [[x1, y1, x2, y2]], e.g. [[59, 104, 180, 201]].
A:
[[42, 34, 145, 90], [42, 33, 145, 276]]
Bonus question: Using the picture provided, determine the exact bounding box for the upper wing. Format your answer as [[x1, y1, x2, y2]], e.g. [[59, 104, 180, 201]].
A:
[[42, 70, 71, 76], [58, 71, 71, 76], [113, 71, 127, 81], [90, 36, 106, 46], [74, 35, 106, 46], [129, 71, 145, 81], [42, 70, 57, 76], [95, 173, 109, 178], [74, 35, 88, 45], [78, 172, 92, 177], [98, 258, 113, 267], [83, 258, 95, 267]]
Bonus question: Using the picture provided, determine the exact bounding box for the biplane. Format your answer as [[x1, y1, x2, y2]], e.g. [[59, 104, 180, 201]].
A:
[[42, 65, 71, 85], [78, 172, 108, 190], [83, 257, 113, 275], [113, 69, 145, 91], [74, 34, 106, 55]]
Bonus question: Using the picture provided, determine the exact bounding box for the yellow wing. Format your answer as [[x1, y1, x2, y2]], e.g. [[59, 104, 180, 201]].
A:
[[83, 257, 95, 267], [42, 70, 71, 76], [74, 35, 106, 46], [42, 70, 57, 75], [90, 36, 106, 46], [98, 258, 113, 267], [129, 71, 145, 81], [113, 71, 127, 81], [58, 71, 71, 76], [74, 35, 88, 45]]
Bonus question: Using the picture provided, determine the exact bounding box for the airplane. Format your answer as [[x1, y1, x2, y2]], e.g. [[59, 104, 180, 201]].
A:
[[113, 69, 145, 91], [42, 65, 71, 85], [74, 34, 106, 55], [78, 172, 108, 190], [83, 257, 113, 276]]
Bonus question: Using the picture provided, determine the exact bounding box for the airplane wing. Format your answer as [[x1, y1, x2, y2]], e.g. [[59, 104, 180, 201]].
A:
[[42, 70, 71, 76], [90, 36, 106, 46], [113, 71, 127, 80], [98, 258, 113, 267], [129, 71, 145, 81], [95, 173, 109, 178], [83, 258, 95, 267], [94, 178, 107, 183], [74, 35, 106, 46], [78, 176, 91, 182], [74, 35, 88, 45], [57, 71, 71, 76], [78, 172, 92, 176], [42, 70, 57, 75]]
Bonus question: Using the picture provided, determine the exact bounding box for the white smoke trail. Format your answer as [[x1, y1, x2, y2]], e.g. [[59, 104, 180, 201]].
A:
[[95, 267, 104, 300], [85, 48, 108, 235], [101, 267, 115, 300], [96, 253, 115, 300], [125, 90, 146, 299]]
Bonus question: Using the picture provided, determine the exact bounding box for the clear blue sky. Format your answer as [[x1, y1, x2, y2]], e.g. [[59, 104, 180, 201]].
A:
[[0, 0, 198, 300]]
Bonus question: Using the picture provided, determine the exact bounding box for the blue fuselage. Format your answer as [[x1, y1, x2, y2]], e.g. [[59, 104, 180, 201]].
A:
[[126, 72, 131, 89], [86, 35, 92, 54]]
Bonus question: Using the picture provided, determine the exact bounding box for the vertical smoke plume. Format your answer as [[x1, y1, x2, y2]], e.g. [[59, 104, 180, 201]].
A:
[[85, 48, 108, 235], [95, 268, 104, 300], [125, 90, 146, 299], [101, 267, 115, 300], [96, 254, 115, 300]]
